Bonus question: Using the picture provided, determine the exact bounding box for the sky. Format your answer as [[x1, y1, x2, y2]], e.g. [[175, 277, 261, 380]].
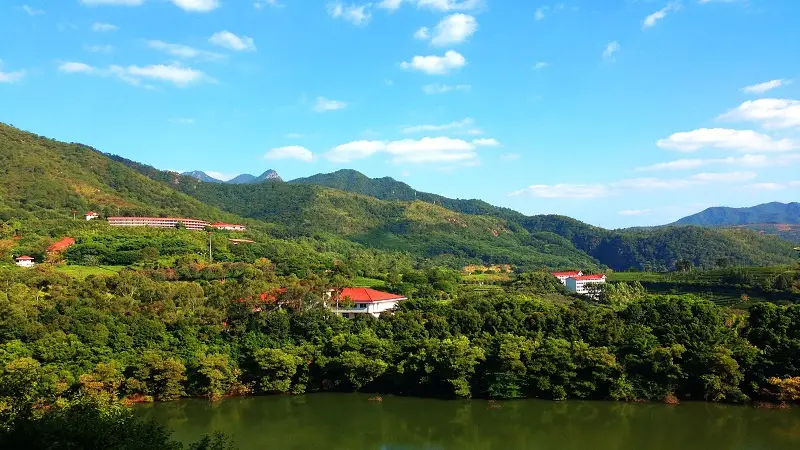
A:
[[1, 0, 799, 229]]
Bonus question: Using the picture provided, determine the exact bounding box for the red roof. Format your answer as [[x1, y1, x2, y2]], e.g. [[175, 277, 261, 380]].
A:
[[48, 237, 75, 252], [552, 271, 582, 277], [86, 211, 97, 215], [338, 288, 406, 303], [16, 256, 34, 260], [571, 274, 606, 281]]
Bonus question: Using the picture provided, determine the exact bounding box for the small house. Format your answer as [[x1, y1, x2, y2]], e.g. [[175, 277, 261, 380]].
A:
[[328, 288, 407, 318], [84, 211, 99, 221], [15, 256, 35, 268], [211, 222, 247, 232]]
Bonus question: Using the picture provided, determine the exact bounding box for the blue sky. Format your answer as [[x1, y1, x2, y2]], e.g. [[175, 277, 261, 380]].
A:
[[1, 0, 799, 228]]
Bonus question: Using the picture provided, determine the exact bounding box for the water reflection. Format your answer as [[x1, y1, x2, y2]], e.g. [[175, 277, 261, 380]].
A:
[[137, 394, 800, 450]]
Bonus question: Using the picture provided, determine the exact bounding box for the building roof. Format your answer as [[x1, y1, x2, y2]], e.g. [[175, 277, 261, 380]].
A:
[[552, 271, 582, 277], [85, 211, 97, 215], [16, 256, 34, 260], [107, 216, 208, 222], [570, 274, 606, 281], [338, 287, 407, 303], [211, 222, 243, 227], [48, 237, 75, 252]]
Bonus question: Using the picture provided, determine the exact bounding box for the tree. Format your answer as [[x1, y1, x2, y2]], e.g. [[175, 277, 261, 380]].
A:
[[674, 259, 694, 272], [253, 347, 303, 394]]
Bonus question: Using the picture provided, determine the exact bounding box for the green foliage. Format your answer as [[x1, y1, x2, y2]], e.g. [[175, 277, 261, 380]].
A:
[[674, 202, 800, 227]]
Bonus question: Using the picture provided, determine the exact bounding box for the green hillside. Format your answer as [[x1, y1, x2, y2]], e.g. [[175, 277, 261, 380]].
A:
[[109, 159, 599, 269], [291, 170, 800, 271]]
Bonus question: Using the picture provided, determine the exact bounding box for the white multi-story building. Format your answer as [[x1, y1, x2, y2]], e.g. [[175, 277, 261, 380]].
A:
[[566, 274, 607, 295], [15, 256, 35, 268], [551, 271, 583, 285], [107, 216, 210, 231], [327, 288, 407, 318], [210, 222, 247, 232]]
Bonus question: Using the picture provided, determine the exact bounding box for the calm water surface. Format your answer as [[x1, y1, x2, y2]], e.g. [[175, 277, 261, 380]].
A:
[[137, 394, 800, 450]]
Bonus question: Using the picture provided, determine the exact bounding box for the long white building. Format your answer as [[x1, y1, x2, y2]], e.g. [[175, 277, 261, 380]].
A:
[[566, 274, 607, 295], [108, 216, 210, 231], [551, 271, 583, 285]]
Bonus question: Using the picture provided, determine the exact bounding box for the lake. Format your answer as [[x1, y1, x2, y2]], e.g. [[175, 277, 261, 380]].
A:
[[137, 394, 800, 450]]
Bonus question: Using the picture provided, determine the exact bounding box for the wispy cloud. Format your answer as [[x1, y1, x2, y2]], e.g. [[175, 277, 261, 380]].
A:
[[327, 2, 372, 26], [147, 40, 224, 60], [171, 0, 220, 12], [209, 31, 256, 52], [603, 41, 620, 60], [80, 0, 144, 5], [533, 61, 549, 70], [742, 79, 789, 94], [265, 145, 314, 162], [22, 5, 45, 15], [314, 97, 348, 112], [642, 1, 681, 29], [656, 128, 796, 152], [254, 0, 282, 8], [380, 0, 484, 12], [326, 136, 486, 165], [416, 13, 478, 47], [422, 83, 471, 94], [401, 118, 473, 133], [58, 61, 212, 87], [92, 22, 119, 32]]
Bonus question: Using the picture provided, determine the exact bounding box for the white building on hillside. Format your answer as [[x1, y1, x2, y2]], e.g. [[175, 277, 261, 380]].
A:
[[551, 271, 583, 285], [84, 211, 99, 221], [327, 288, 407, 318], [15, 256, 35, 268], [566, 274, 606, 295]]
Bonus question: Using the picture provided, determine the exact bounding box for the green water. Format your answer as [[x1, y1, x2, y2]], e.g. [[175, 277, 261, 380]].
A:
[[137, 394, 800, 450]]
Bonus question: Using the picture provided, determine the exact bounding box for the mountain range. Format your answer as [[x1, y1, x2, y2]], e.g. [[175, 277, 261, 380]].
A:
[[1, 122, 797, 271], [675, 202, 800, 226], [181, 170, 283, 184]]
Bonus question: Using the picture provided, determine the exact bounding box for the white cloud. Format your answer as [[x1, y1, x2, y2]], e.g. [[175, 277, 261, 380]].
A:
[[415, 0, 483, 12], [422, 83, 471, 94], [472, 138, 500, 147], [719, 99, 800, 129], [512, 171, 759, 199], [58, 62, 96, 74], [642, 1, 681, 29], [377, 0, 403, 10], [535, 6, 546, 20], [22, 5, 45, 15], [171, 0, 219, 12], [80, 0, 144, 5], [424, 14, 478, 47], [603, 41, 620, 60], [59, 61, 211, 87], [414, 27, 430, 40], [699, 0, 741, 3], [314, 97, 348, 112], [326, 140, 386, 162], [209, 31, 256, 52], [265, 145, 314, 162], [92, 22, 118, 32], [84, 44, 115, 53], [325, 136, 488, 165], [0, 66, 25, 83], [205, 171, 236, 181], [511, 184, 610, 199], [533, 61, 549, 70], [619, 209, 651, 216], [742, 79, 788, 94], [401, 50, 466, 75], [656, 128, 795, 152], [747, 182, 786, 191], [402, 118, 473, 133], [635, 154, 773, 171], [147, 40, 224, 60], [327, 2, 372, 26]]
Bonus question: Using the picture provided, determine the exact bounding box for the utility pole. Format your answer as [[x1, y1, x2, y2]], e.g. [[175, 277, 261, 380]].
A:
[[208, 232, 213, 262]]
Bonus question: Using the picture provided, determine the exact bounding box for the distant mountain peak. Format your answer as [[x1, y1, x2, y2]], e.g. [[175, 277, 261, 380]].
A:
[[186, 169, 283, 184], [182, 170, 223, 183], [674, 202, 800, 226]]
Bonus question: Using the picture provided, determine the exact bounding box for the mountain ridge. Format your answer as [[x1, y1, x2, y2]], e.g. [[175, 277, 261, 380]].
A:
[[675, 202, 800, 226], [184, 169, 283, 184]]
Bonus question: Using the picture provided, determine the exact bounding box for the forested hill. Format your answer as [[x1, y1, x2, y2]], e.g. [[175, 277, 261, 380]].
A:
[[291, 170, 800, 271], [675, 202, 800, 226]]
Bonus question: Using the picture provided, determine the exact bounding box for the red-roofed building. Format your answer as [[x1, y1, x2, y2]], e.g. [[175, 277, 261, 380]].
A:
[[327, 287, 407, 318], [85, 211, 99, 221], [210, 222, 247, 232], [15, 256, 35, 268], [108, 216, 209, 231], [48, 237, 75, 253], [551, 271, 583, 285], [566, 274, 606, 295]]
